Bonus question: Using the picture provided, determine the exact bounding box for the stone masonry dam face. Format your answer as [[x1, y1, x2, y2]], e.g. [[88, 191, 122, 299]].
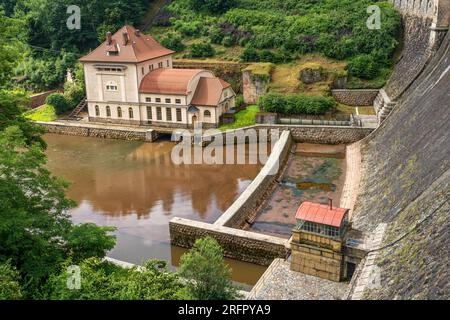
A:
[[351, 25, 450, 299]]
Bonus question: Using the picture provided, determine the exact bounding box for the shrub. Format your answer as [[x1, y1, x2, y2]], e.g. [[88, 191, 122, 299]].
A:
[[179, 237, 238, 300], [173, 20, 203, 37], [188, 0, 236, 14], [221, 35, 234, 47], [45, 93, 68, 114], [347, 54, 379, 79], [0, 261, 22, 300], [160, 33, 186, 52], [235, 95, 244, 109], [63, 82, 85, 110], [259, 93, 335, 115], [189, 42, 215, 58], [240, 47, 259, 62]]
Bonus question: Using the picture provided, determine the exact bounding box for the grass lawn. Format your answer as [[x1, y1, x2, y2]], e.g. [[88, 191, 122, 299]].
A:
[[24, 104, 57, 122], [219, 105, 260, 130]]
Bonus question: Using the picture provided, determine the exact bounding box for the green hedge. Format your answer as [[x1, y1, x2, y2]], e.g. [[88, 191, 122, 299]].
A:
[[45, 93, 68, 114], [259, 93, 336, 115]]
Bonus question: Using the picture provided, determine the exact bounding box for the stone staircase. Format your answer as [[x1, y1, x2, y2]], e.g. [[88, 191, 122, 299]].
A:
[[68, 98, 87, 119]]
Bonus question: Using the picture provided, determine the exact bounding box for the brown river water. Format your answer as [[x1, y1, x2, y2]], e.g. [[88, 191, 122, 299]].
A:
[[44, 134, 267, 286]]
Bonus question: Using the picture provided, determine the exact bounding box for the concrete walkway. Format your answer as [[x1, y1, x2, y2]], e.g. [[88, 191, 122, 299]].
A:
[[247, 259, 348, 300]]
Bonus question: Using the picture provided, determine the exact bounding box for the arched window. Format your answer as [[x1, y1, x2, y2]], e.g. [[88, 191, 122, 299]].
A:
[[129, 107, 134, 119], [105, 81, 118, 91], [106, 106, 111, 117], [95, 105, 100, 116], [117, 107, 122, 118], [204, 110, 211, 118]]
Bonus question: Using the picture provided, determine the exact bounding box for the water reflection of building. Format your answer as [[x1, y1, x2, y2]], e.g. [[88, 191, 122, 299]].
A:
[[46, 136, 261, 221]]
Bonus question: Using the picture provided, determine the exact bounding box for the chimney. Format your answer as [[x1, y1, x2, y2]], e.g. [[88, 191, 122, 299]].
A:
[[106, 32, 112, 45], [135, 29, 141, 37], [122, 32, 128, 45], [328, 197, 333, 210]]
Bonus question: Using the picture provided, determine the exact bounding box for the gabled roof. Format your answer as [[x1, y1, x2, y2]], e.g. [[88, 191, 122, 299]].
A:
[[79, 25, 174, 63], [295, 201, 348, 228], [139, 68, 206, 95], [191, 77, 232, 106]]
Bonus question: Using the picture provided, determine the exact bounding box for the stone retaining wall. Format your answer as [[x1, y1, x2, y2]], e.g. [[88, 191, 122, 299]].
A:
[[36, 121, 157, 142], [28, 90, 58, 109], [214, 130, 292, 228], [202, 124, 373, 146], [169, 218, 289, 266], [331, 89, 379, 106]]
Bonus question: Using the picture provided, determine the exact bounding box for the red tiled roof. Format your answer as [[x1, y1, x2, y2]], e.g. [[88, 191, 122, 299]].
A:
[[191, 77, 231, 106], [79, 25, 174, 63], [139, 68, 205, 95], [295, 201, 348, 228]]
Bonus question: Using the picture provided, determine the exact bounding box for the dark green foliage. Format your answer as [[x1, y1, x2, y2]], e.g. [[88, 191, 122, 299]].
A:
[[173, 20, 204, 37], [240, 48, 288, 63], [235, 95, 244, 108], [45, 258, 188, 300], [63, 82, 85, 110], [179, 237, 238, 300], [0, 89, 44, 147], [188, 0, 236, 14], [189, 42, 216, 58], [0, 261, 22, 300], [347, 54, 379, 79], [160, 33, 186, 52], [168, 0, 400, 68], [0, 9, 21, 88], [259, 92, 336, 115], [45, 93, 68, 114], [0, 126, 116, 296]]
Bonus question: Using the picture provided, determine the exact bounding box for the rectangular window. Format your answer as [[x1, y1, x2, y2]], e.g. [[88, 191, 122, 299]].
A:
[[166, 108, 172, 121], [166, 60, 170, 67], [176, 108, 182, 122], [175, 99, 181, 104], [149, 64, 153, 71], [165, 98, 171, 104], [158, 62, 163, 68], [146, 97, 151, 102], [155, 98, 161, 103], [146, 106, 152, 120], [142, 67, 144, 75], [156, 107, 162, 120]]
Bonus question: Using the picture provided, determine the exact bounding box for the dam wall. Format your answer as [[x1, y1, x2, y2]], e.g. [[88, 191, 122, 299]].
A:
[[374, 0, 449, 122], [351, 26, 450, 299]]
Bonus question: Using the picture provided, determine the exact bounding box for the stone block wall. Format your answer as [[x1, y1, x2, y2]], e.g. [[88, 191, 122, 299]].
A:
[[331, 89, 379, 106], [173, 60, 247, 94], [36, 121, 156, 142], [290, 242, 343, 282], [28, 90, 58, 109], [169, 218, 289, 266]]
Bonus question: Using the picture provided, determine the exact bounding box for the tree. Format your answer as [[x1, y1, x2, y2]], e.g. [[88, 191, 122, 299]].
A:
[[179, 237, 238, 300], [0, 89, 45, 147], [0, 9, 21, 88], [0, 126, 116, 296]]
